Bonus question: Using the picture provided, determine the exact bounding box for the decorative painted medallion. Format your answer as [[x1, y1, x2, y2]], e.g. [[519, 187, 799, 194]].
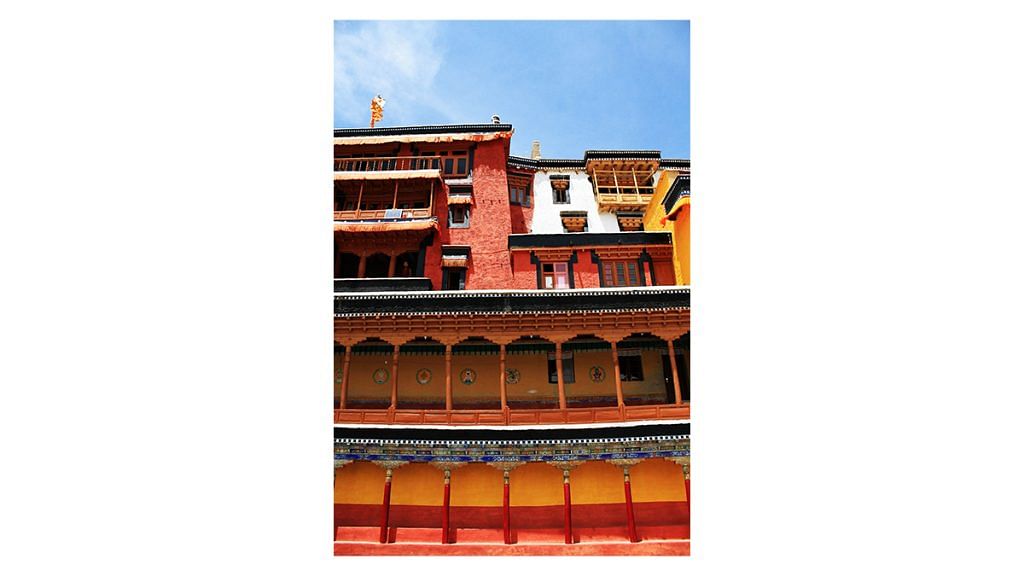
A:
[[372, 368, 389, 385], [589, 366, 606, 383], [505, 368, 520, 385], [459, 368, 477, 386], [415, 368, 432, 386]]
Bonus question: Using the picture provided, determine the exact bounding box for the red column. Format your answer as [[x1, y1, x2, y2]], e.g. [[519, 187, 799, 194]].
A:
[[442, 469, 451, 544], [623, 467, 639, 543], [379, 468, 393, 543], [562, 469, 573, 544], [503, 470, 511, 544], [683, 464, 691, 526]]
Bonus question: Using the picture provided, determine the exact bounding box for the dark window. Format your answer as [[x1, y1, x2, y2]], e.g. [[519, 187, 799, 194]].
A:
[[619, 354, 644, 381], [449, 205, 470, 228], [509, 185, 532, 207], [443, 268, 466, 290], [548, 352, 575, 383], [553, 187, 569, 204]]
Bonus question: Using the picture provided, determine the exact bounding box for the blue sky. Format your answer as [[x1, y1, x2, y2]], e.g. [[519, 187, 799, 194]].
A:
[[334, 21, 690, 159]]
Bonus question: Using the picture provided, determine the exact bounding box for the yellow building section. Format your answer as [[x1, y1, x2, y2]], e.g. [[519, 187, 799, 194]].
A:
[[630, 458, 687, 502], [335, 459, 686, 506], [509, 462, 563, 506], [390, 463, 443, 505], [334, 461, 384, 504], [450, 463, 503, 506], [570, 461, 627, 504], [643, 170, 690, 285]]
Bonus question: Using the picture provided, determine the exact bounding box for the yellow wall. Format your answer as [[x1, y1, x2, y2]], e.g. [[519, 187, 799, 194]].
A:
[[571, 461, 627, 504], [391, 463, 444, 505], [450, 354, 500, 405], [336, 459, 687, 506], [505, 352, 557, 402], [450, 464, 503, 506], [631, 458, 687, 503], [509, 462, 563, 506], [335, 461, 384, 504], [643, 170, 690, 285], [344, 352, 393, 402]]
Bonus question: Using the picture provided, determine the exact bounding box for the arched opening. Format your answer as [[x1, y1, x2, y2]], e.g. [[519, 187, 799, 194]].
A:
[[451, 337, 501, 410], [394, 337, 445, 410], [345, 338, 394, 409], [618, 333, 671, 406], [336, 251, 360, 279], [364, 253, 391, 278], [505, 336, 559, 409], [394, 251, 419, 277], [563, 334, 616, 408]]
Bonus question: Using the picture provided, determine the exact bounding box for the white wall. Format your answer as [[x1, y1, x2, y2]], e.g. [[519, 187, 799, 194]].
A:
[[530, 170, 621, 234]]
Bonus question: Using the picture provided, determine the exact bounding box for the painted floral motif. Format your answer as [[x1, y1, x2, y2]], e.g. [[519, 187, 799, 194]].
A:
[[589, 366, 606, 383], [372, 368, 389, 385], [459, 368, 477, 386], [416, 368, 432, 385], [505, 368, 520, 385]]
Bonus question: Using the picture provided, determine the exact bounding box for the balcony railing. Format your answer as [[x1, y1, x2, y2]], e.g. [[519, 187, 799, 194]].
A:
[[334, 277, 433, 292], [595, 188, 655, 205], [334, 208, 432, 220], [334, 155, 441, 172], [334, 403, 689, 426]]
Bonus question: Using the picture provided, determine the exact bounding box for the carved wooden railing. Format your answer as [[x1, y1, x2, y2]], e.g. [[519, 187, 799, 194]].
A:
[[334, 155, 441, 172], [334, 403, 689, 426], [334, 208, 432, 220]]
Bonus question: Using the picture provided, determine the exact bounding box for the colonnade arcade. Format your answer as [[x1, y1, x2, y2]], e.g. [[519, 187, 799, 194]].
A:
[[334, 436, 689, 545], [334, 330, 689, 423]]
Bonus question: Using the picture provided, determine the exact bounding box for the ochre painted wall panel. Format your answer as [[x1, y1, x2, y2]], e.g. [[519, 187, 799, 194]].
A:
[[631, 458, 687, 503], [509, 463, 563, 506], [571, 461, 627, 504], [505, 351, 558, 402], [450, 463, 503, 506], [450, 354, 501, 404], [335, 461, 384, 505], [345, 353, 392, 402], [390, 463, 443, 506]]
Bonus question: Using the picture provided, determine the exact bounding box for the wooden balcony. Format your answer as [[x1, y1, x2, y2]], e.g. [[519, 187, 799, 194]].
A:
[[595, 188, 655, 212], [334, 155, 442, 173], [334, 403, 689, 426], [334, 208, 432, 221]]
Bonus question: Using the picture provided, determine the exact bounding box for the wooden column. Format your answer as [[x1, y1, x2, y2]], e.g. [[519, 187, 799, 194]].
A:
[[444, 344, 453, 412], [503, 469, 511, 544], [392, 180, 400, 209], [555, 342, 566, 411], [389, 345, 400, 410], [611, 459, 640, 543], [339, 345, 353, 410], [442, 469, 451, 544], [355, 181, 364, 218], [562, 468, 573, 544], [498, 343, 508, 415], [356, 252, 367, 278], [387, 252, 397, 277], [683, 462, 690, 522], [623, 466, 639, 543], [611, 341, 624, 411], [667, 338, 683, 405], [379, 468, 394, 543]]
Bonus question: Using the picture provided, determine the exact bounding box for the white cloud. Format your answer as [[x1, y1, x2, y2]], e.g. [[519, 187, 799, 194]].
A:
[[334, 21, 454, 127]]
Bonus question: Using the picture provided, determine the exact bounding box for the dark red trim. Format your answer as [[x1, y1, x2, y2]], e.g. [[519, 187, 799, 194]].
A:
[[563, 481, 573, 544], [624, 480, 639, 543], [503, 483, 511, 544], [379, 480, 392, 543], [442, 483, 450, 544]]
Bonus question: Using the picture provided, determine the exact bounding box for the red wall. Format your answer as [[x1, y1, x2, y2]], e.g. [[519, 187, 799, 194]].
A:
[[441, 139, 514, 290]]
